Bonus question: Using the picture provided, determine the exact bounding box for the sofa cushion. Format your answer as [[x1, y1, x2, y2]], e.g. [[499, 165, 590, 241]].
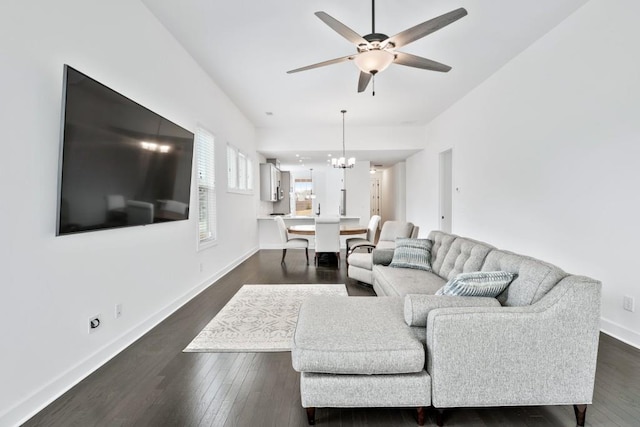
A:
[[404, 294, 502, 327], [427, 231, 457, 275], [291, 296, 425, 375], [435, 271, 515, 297], [389, 238, 433, 271], [373, 265, 446, 297], [437, 236, 494, 280], [482, 250, 568, 306]]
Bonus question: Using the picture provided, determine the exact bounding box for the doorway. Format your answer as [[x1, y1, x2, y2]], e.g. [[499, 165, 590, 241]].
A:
[[370, 177, 381, 228], [439, 149, 452, 233]]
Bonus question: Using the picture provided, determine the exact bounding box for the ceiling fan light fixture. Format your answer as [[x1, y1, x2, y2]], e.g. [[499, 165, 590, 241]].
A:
[[354, 49, 394, 74]]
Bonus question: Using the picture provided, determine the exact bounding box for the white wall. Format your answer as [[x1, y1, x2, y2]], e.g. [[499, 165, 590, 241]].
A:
[[257, 125, 425, 153], [344, 161, 371, 225], [406, 0, 640, 348], [0, 1, 259, 424], [381, 162, 407, 225]]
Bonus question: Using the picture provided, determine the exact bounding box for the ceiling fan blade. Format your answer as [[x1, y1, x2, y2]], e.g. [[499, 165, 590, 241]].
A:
[[357, 71, 372, 93], [386, 8, 467, 49], [394, 52, 452, 72], [315, 11, 369, 45], [287, 54, 354, 74]]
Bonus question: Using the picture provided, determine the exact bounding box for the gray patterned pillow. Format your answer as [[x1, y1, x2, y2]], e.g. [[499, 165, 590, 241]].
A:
[[436, 271, 516, 297], [389, 238, 433, 271]]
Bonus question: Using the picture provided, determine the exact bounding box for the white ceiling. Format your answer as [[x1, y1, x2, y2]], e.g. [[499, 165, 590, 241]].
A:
[[142, 0, 588, 168]]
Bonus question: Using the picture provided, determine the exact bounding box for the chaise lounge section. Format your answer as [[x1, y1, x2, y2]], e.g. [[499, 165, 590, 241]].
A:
[[291, 230, 601, 426]]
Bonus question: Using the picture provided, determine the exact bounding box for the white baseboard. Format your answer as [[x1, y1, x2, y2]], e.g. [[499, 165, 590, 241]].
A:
[[2, 246, 259, 427], [601, 318, 640, 350]]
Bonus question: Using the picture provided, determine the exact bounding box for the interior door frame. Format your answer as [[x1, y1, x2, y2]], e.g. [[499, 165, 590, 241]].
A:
[[370, 177, 381, 229], [439, 149, 453, 233]]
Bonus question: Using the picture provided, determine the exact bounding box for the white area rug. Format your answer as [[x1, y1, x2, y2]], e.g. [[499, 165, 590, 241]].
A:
[[184, 284, 348, 352]]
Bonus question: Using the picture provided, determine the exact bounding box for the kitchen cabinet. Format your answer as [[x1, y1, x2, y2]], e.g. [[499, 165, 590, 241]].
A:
[[260, 163, 279, 201], [273, 171, 290, 213]]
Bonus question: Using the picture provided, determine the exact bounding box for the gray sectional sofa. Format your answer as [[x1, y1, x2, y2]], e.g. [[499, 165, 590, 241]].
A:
[[291, 230, 601, 426]]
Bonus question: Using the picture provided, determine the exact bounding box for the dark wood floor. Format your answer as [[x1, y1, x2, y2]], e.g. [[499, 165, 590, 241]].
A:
[[24, 250, 640, 426]]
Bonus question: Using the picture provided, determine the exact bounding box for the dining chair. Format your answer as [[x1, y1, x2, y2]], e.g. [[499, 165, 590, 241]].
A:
[[314, 216, 341, 268], [274, 216, 309, 265], [126, 200, 154, 225], [346, 215, 381, 259]]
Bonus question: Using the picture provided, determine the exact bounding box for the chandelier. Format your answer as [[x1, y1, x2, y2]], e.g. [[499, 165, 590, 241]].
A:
[[332, 110, 355, 169]]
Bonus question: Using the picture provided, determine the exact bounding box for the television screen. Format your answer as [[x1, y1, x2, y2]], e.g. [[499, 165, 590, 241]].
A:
[[57, 65, 194, 235]]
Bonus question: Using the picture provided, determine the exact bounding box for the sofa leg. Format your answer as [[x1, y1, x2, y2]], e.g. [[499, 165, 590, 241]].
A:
[[417, 407, 425, 426], [305, 248, 309, 265], [281, 249, 287, 264], [435, 408, 444, 427], [305, 407, 316, 425], [574, 404, 587, 426]]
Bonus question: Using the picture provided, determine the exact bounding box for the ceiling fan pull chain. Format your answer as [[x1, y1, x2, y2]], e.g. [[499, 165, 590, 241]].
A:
[[372, 74, 376, 96]]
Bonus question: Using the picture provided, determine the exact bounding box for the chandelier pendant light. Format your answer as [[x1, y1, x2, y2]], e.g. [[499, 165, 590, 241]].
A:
[[332, 110, 355, 169]]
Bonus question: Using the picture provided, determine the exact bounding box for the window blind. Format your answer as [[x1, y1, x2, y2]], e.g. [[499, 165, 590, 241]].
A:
[[196, 128, 216, 245]]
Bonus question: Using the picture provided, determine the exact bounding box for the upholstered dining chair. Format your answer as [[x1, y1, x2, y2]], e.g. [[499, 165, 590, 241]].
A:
[[274, 216, 309, 265], [346, 215, 381, 259], [314, 216, 341, 268]]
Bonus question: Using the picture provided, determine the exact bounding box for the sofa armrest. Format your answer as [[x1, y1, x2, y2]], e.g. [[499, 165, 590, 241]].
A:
[[404, 294, 500, 327], [425, 275, 601, 408], [372, 248, 395, 266]]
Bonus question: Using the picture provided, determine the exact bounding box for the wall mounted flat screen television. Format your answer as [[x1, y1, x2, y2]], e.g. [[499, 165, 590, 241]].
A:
[[57, 65, 194, 235]]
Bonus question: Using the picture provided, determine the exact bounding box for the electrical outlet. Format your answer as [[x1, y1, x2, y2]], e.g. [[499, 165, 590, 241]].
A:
[[88, 314, 101, 334], [623, 295, 635, 312], [115, 303, 122, 319]]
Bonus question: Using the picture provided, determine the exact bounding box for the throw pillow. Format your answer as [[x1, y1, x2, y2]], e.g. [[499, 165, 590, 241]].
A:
[[389, 238, 433, 271], [435, 271, 516, 297]]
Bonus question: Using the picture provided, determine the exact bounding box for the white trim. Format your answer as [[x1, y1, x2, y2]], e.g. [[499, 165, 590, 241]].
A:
[[197, 238, 218, 252], [227, 188, 253, 196], [600, 318, 640, 350], [2, 247, 259, 427]]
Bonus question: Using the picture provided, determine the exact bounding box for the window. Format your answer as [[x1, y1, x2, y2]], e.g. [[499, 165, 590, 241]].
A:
[[227, 143, 253, 193], [294, 178, 313, 216], [196, 128, 216, 247]]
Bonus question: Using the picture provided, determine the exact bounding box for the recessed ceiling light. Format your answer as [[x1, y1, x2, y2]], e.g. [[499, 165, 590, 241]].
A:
[[327, 154, 332, 157], [295, 154, 300, 157]]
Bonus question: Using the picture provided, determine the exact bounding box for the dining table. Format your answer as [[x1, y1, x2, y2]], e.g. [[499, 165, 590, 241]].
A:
[[287, 224, 367, 236]]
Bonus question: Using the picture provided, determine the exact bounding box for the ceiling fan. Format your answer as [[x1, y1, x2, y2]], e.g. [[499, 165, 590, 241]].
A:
[[287, 0, 468, 94]]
